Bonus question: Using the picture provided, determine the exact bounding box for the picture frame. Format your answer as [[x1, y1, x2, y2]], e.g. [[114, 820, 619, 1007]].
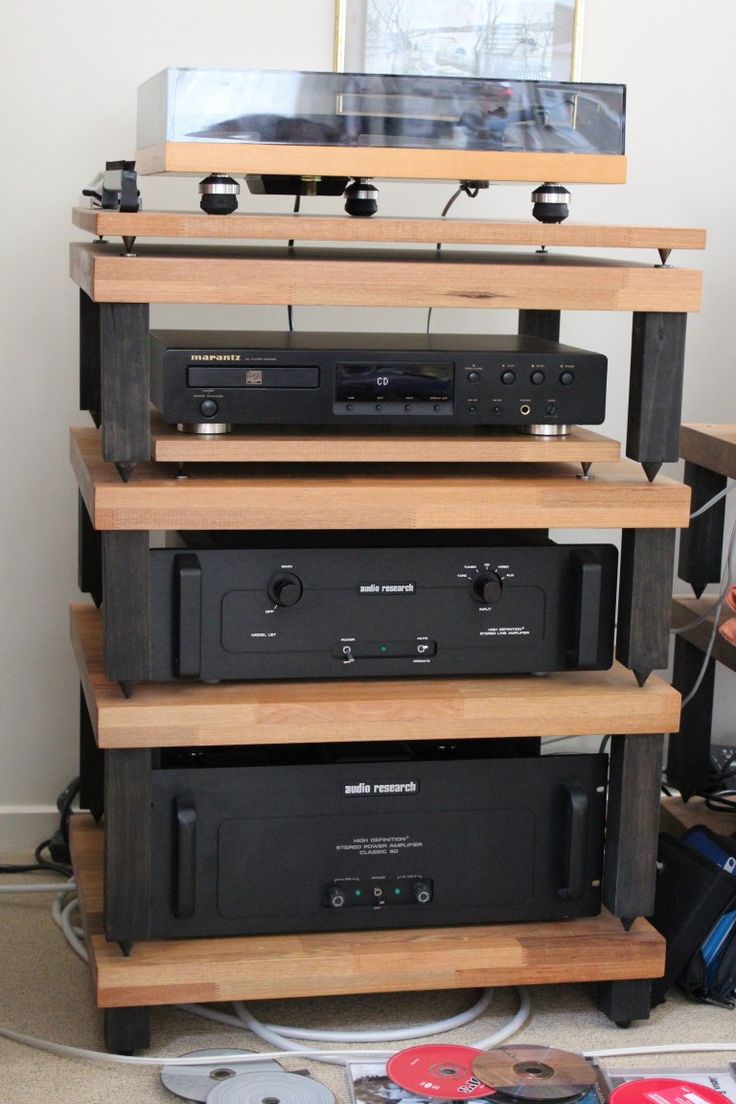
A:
[[334, 0, 584, 82]]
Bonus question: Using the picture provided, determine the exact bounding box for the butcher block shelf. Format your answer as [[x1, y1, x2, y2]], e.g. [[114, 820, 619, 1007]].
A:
[[72, 603, 681, 750], [70, 813, 664, 1009], [71, 427, 690, 532], [72, 206, 706, 254], [150, 418, 621, 466]]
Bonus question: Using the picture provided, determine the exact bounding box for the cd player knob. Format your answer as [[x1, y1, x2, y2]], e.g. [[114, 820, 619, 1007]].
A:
[[268, 572, 303, 608], [471, 573, 503, 604]]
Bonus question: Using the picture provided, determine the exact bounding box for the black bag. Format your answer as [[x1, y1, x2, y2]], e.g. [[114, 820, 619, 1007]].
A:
[[651, 829, 736, 1006]]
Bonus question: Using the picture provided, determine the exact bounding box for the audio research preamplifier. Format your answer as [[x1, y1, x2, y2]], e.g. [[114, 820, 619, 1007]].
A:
[[149, 331, 608, 434], [146, 531, 618, 683], [107, 741, 608, 941]]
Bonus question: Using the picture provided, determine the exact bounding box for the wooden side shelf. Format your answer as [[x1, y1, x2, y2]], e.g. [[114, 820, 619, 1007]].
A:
[[72, 207, 707, 254], [661, 795, 736, 838], [72, 603, 682, 749], [680, 424, 736, 479], [71, 427, 690, 531], [151, 419, 620, 465], [672, 596, 736, 674], [70, 814, 664, 1009], [70, 242, 703, 311]]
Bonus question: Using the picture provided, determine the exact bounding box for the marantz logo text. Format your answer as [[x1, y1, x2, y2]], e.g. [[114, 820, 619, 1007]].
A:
[[344, 780, 420, 796], [190, 353, 242, 361]]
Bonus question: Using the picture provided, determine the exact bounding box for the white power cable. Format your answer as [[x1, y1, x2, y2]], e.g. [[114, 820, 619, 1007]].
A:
[[689, 479, 735, 520], [0, 881, 75, 894]]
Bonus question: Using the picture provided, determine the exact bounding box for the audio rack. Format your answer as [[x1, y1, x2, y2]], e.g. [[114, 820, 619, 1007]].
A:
[[69, 208, 701, 1053]]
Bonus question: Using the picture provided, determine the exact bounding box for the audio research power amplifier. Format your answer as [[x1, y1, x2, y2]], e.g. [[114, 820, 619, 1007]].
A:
[[147, 531, 618, 683], [149, 331, 607, 434], [107, 741, 608, 942]]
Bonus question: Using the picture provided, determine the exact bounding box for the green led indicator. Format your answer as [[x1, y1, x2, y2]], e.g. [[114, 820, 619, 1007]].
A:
[[380, 644, 388, 653], [355, 888, 362, 896], [394, 887, 401, 895]]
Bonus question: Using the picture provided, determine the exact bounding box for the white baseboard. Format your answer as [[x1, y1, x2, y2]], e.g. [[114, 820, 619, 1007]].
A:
[[0, 807, 60, 851]]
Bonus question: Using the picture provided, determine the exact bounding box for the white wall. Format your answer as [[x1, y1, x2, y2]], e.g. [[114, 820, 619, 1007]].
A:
[[1, 0, 734, 844]]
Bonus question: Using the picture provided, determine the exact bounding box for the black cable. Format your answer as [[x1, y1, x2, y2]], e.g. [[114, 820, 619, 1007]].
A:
[[427, 183, 483, 335], [287, 193, 301, 332], [0, 777, 78, 877]]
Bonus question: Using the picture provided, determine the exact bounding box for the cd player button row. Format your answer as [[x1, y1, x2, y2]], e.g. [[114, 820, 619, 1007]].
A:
[[530, 370, 545, 385], [560, 371, 575, 385], [501, 370, 516, 385], [199, 399, 219, 417]]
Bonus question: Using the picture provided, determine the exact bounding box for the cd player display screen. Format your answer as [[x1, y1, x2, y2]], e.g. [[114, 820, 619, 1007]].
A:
[[335, 364, 453, 403]]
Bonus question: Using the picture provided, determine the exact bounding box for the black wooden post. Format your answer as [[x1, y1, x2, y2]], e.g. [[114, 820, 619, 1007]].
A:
[[79, 686, 104, 823], [99, 302, 150, 481], [104, 749, 153, 946], [626, 312, 687, 481], [78, 492, 103, 608], [678, 460, 725, 598], [616, 529, 676, 686], [79, 290, 101, 427], [666, 635, 715, 799], [102, 531, 151, 695], [597, 979, 652, 1026], [603, 733, 664, 925], [517, 309, 561, 343], [104, 1007, 152, 1054]]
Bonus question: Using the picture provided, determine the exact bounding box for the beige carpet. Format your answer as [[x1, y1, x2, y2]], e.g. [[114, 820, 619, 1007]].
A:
[[2, 862, 736, 1104]]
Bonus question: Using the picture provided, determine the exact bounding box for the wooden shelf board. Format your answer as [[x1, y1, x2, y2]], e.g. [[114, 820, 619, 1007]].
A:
[[72, 207, 706, 253], [680, 424, 736, 480], [151, 419, 621, 465], [672, 596, 736, 674], [661, 795, 736, 838], [69, 242, 702, 312], [72, 427, 690, 532], [71, 603, 681, 749], [70, 814, 664, 1009], [135, 142, 627, 186]]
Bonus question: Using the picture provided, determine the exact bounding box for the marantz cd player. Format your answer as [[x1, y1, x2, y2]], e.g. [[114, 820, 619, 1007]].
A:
[[149, 331, 607, 434], [147, 531, 618, 684]]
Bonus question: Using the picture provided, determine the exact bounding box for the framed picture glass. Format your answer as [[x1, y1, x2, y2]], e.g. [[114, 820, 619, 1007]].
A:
[[334, 0, 583, 82]]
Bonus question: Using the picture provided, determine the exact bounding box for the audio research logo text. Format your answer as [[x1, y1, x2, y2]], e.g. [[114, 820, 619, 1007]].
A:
[[343, 779, 420, 796], [358, 582, 416, 594]]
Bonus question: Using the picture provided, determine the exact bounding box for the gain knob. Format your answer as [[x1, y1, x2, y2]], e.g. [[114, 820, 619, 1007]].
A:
[[471, 573, 503, 604], [268, 572, 303, 608]]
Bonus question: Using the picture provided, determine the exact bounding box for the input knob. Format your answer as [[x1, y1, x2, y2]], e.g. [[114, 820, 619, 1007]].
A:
[[268, 572, 303, 607], [472, 573, 503, 604]]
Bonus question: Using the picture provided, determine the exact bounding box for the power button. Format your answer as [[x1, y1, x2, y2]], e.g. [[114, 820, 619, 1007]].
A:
[[199, 398, 219, 417]]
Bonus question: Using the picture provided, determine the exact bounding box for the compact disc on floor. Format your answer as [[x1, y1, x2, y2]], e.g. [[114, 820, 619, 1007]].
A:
[[387, 1044, 489, 1100], [610, 1080, 728, 1104], [472, 1046, 596, 1102], [161, 1049, 282, 1102], [205, 1071, 335, 1104]]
